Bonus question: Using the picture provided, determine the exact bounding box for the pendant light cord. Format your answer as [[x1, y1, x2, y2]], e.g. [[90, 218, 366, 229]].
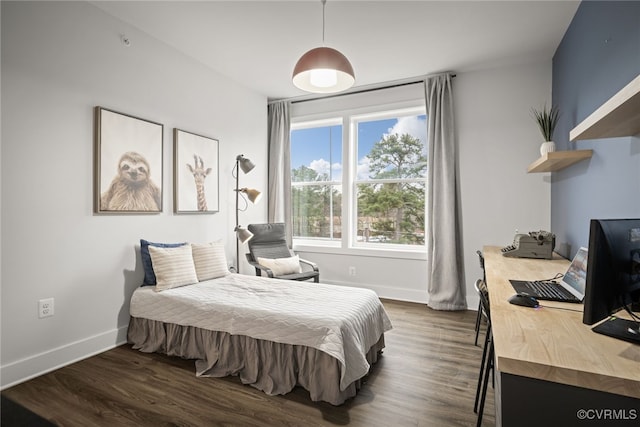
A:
[[322, 0, 326, 45]]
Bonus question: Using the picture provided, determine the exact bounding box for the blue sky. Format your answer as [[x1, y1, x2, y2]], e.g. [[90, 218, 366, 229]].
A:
[[291, 115, 427, 181]]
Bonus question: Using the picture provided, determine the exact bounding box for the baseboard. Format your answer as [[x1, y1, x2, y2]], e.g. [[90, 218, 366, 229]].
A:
[[323, 279, 430, 304], [467, 293, 480, 312], [325, 279, 480, 310], [1, 325, 129, 390]]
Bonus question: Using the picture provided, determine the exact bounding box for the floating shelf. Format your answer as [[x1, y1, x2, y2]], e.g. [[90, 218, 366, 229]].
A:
[[527, 150, 593, 173], [570, 74, 640, 141]]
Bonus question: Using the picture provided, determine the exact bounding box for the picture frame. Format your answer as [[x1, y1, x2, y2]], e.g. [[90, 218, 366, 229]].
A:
[[94, 107, 164, 214], [173, 129, 219, 214]]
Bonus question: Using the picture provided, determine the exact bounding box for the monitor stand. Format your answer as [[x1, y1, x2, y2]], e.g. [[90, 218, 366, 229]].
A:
[[592, 317, 640, 345]]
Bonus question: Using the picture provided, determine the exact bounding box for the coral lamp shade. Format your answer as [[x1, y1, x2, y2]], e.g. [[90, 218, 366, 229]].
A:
[[292, 46, 355, 94], [241, 188, 262, 204]]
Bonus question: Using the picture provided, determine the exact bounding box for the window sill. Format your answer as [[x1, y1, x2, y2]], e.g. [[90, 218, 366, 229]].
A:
[[293, 242, 427, 261]]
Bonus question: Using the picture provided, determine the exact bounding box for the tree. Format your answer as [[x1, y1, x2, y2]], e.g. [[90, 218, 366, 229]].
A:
[[291, 165, 340, 238], [292, 165, 326, 182], [367, 133, 427, 179], [358, 133, 427, 244]]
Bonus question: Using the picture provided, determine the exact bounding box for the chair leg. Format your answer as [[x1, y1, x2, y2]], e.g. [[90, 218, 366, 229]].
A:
[[476, 338, 494, 427], [474, 322, 491, 413], [474, 300, 483, 346]]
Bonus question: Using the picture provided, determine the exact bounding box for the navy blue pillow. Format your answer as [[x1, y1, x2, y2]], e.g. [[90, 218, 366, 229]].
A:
[[140, 239, 187, 286]]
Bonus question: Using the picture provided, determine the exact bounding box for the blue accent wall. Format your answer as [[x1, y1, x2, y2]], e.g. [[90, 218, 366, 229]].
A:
[[552, 1, 640, 258]]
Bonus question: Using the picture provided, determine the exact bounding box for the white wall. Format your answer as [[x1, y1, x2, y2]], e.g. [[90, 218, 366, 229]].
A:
[[295, 62, 552, 309], [1, 1, 267, 388], [457, 61, 553, 309]]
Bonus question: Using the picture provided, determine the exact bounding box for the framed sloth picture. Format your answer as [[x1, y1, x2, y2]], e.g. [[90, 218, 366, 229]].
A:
[[173, 129, 219, 214], [94, 107, 164, 214]]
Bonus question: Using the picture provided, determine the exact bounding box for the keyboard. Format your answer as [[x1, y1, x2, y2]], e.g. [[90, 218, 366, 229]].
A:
[[524, 281, 579, 302]]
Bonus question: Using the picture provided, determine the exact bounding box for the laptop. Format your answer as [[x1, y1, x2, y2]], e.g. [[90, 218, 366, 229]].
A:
[[509, 247, 588, 303]]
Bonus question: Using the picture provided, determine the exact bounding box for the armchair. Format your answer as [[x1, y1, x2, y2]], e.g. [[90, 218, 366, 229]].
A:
[[245, 223, 319, 282]]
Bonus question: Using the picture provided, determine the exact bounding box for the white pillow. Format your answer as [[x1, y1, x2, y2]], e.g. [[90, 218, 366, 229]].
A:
[[148, 244, 198, 291], [191, 241, 229, 281], [256, 255, 302, 276]]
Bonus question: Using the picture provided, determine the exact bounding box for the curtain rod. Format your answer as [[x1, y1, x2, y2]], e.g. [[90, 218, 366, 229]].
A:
[[269, 73, 456, 105]]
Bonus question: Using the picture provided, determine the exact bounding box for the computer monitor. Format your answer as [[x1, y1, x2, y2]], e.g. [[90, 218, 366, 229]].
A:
[[582, 219, 640, 343]]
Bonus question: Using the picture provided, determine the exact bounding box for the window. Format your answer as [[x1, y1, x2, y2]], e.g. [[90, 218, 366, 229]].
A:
[[291, 106, 427, 252], [291, 120, 342, 241], [354, 112, 427, 246]]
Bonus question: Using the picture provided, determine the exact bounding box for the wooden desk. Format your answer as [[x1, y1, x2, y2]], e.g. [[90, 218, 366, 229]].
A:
[[483, 246, 640, 427]]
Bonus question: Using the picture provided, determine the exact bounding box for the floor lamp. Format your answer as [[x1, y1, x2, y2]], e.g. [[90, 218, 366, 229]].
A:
[[234, 154, 262, 273]]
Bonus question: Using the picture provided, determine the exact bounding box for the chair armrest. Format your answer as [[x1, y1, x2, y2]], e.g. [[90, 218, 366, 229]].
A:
[[299, 258, 319, 272], [246, 258, 275, 278]]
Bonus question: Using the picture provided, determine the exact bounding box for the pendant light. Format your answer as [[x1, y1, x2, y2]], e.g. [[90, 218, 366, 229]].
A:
[[292, 0, 355, 93]]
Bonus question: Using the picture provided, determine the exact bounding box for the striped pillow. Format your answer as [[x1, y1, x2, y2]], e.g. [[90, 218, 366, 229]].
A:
[[191, 241, 230, 281], [139, 239, 187, 286], [148, 244, 198, 291]]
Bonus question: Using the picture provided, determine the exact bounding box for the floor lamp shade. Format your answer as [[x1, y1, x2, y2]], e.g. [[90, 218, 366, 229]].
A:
[[292, 47, 355, 93], [240, 188, 262, 204], [236, 226, 254, 244], [237, 155, 255, 174]]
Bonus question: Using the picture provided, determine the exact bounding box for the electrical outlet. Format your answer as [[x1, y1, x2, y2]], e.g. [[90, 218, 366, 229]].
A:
[[349, 266, 356, 277], [38, 298, 54, 318]]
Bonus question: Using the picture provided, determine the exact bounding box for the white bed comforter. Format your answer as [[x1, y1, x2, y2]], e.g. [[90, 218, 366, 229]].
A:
[[129, 274, 393, 390]]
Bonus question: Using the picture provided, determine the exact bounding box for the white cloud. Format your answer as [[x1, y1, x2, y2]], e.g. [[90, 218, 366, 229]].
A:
[[331, 162, 343, 181], [385, 116, 427, 146], [309, 158, 343, 181], [357, 156, 371, 180], [309, 158, 330, 176]]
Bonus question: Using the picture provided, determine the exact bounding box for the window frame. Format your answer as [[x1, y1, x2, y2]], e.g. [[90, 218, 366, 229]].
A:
[[350, 108, 428, 251], [290, 117, 343, 243], [290, 100, 427, 260]]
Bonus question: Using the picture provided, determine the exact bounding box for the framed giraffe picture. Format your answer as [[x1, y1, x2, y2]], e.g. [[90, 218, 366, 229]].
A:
[[173, 129, 219, 214]]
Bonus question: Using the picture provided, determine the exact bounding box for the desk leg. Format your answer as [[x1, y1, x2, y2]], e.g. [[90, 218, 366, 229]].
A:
[[494, 367, 502, 427], [499, 373, 639, 427]]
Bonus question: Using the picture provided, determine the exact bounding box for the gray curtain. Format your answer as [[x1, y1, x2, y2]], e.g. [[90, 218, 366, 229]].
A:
[[424, 73, 466, 310], [267, 101, 292, 246]]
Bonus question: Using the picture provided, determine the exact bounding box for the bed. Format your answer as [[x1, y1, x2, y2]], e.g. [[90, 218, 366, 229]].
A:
[[127, 273, 392, 405]]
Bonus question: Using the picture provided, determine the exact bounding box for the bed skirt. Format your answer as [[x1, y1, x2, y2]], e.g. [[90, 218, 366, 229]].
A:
[[127, 317, 385, 405]]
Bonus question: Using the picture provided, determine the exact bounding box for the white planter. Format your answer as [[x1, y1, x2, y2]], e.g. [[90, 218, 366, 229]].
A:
[[540, 141, 556, 156]]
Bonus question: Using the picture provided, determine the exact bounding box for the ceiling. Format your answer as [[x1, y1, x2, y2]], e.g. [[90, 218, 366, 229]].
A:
[[92, 1, 581, 101]]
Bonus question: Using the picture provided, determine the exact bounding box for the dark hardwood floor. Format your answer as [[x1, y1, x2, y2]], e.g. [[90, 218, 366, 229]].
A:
[[1, 299, 495, 426]]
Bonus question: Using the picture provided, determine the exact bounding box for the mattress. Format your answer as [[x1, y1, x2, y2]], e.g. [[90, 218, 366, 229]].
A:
[[129, 274, 392, 390]]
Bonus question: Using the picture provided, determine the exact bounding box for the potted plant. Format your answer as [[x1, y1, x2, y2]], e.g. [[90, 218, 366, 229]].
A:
[[532, 105, 559, 156]]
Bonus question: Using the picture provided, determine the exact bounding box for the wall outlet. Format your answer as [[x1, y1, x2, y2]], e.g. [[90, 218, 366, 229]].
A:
[[349, 266, 356, 277], [38, 298, 54, 318]]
